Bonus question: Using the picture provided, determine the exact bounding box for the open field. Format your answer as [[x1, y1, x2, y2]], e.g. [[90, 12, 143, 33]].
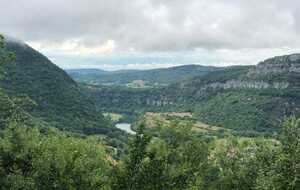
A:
[[141, 112, 228, 134], [103, 113, 124, 122]]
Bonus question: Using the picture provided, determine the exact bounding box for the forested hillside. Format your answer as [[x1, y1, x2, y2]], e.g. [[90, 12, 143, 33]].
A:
[[0, 38, 115, 134], [186, 57, 300, 133], [67, 65, 220, 87], [83, 55, 300, 134]]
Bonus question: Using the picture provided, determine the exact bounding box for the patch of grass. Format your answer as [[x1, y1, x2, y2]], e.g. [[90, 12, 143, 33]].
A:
[[103, 113, 123, 123]]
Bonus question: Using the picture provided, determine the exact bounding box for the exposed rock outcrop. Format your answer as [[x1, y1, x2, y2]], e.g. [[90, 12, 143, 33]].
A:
[[248, 54, 300, 75], [146, 98, 174, 107], [198, 80, 289, 92]]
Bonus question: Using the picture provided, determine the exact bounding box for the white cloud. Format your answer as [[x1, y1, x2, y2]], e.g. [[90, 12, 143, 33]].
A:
[[48, 47, 300, 70], [29, 39, 116, 56], [1, 0, 300, 69]]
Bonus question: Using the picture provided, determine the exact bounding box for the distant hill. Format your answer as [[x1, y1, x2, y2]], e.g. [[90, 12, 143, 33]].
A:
[[66, 65, 220, 86], [0, 39, 112, 134], [84, 54, 300, 134], [66, 68, 107, 77]]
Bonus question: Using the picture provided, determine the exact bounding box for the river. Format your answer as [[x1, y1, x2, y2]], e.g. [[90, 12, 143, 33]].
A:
[[115, 123, 136, 135]]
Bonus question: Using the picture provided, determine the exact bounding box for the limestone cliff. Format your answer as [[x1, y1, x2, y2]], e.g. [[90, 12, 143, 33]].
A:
[[248, 54, 300, 75], [201, 80, 289, 91]]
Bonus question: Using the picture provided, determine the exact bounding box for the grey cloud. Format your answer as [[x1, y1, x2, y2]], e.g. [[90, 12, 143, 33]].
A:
[[1, 0, 300, 52]]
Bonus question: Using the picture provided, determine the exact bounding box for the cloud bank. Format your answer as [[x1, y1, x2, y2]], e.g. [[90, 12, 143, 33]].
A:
[[1, 0, 300, 69]]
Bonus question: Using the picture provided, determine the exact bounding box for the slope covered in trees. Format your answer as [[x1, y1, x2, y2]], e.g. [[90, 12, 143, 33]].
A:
[[67, 65, 220, 86], [185, 58, 300, 133], [83, 55, 300, 134], [0, 38, 113, 134]]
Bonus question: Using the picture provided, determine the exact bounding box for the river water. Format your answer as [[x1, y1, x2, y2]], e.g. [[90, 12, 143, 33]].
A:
[[115, 123, 136, 135]]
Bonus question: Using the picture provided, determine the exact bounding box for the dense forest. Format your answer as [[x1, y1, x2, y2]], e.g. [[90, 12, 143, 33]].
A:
[[0, 37, 129, 153], [1, 110, 300, 189], [1, 35, 300, 190], [1, 39, 110, 133]]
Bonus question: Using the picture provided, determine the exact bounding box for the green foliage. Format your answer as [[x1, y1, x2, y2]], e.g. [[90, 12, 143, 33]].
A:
[[0, 39, 114, 134], [209, 137, 272, 190], [256, 117, 300, 190], [84, 85, 166, 120], [0, 122, 111, 190], [111, 124, 162, 190], [112, 122, 211, 190], [67, 65, 219, 87], [111, 117, 300, 190], [0, 35, 27, 129], [0, 113, 300, 189], [0, 35, 15, 67], [194, 91, 275, 132], [84, 63, 300, 135], [0, 92, 33, 129]]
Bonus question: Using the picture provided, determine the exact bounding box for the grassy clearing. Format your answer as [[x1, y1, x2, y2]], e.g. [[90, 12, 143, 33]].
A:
[[103, 113, 123, 123], [141, 112, 227, 134]]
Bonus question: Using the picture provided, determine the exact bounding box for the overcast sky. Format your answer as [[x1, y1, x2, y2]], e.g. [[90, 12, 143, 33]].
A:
[[1, 0, 300, 70]]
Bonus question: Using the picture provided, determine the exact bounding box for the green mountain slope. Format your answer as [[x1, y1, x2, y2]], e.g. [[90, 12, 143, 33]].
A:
[[67, 65, 220, 86], [0, 39, 111, 134], [183, 56, 300, 132], [84, 54, 300, 134]]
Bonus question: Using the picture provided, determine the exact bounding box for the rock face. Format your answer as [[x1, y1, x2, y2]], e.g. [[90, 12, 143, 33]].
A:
[[202, 80, 289, 91], [146, 98, 174, 107], [248, 54, 300, 75], [193, 80, 289, 98]]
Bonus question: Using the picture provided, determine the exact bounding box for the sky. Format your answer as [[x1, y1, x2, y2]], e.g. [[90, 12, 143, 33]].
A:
[[1, 0, 300, 70]]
